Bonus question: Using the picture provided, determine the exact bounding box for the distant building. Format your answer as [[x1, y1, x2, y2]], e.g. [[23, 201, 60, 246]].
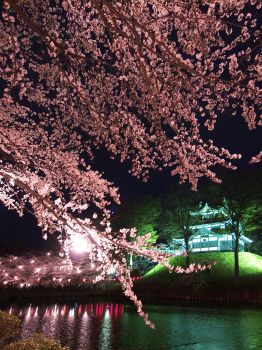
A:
[[173, 202, 252, 253]]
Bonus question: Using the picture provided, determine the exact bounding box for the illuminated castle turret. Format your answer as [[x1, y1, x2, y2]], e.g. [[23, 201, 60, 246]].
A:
[[178, 202, 252, 253]]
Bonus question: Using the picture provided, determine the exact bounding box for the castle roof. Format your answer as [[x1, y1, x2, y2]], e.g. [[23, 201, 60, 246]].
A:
[[190, 202, 227, 217]]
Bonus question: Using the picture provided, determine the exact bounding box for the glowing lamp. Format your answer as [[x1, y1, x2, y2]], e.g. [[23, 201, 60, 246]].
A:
[[71, 234, 90, 254]]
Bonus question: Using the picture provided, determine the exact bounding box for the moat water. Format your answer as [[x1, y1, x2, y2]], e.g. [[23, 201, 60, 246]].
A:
[[3, 302, 262, 350]]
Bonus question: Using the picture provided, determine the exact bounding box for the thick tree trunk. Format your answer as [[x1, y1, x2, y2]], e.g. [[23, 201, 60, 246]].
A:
[[234, 237, 240, 285], [185, 238, 190, 267]]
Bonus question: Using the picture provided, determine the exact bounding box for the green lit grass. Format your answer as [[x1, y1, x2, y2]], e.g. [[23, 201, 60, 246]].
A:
[[142, 252, 262, 287]]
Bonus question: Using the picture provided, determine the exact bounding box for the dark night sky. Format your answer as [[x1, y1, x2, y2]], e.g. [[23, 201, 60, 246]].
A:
[[0, 113, 261, 252]]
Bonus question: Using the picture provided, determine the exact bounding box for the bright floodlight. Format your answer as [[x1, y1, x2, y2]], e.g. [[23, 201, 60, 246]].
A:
[[71, 234, 89, 254]]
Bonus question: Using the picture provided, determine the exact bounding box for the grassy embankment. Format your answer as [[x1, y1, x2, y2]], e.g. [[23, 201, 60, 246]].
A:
[[143, 252, 262, 286], [133, 252, 262, 303]]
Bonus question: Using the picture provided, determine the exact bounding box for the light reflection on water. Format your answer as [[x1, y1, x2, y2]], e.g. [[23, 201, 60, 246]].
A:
[[8, 303, 124, 350], [5, 303, 262, 350]]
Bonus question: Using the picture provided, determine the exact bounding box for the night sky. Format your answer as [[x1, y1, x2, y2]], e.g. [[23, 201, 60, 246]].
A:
[[0, 113, 261, 252]]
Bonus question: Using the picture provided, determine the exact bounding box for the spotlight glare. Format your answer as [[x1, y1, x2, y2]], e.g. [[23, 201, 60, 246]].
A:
[[71, 234, 90, 254]]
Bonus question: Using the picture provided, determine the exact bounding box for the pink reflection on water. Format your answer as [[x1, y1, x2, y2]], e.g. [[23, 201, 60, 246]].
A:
[[9, 302, 125, 320], [114, 304, 119, 319], [44, 307, 50, 317], [7, 302, 125, 350], [78, 304, 82, 315], [61, 304, 67, 316], [34, 306, 38, 317]]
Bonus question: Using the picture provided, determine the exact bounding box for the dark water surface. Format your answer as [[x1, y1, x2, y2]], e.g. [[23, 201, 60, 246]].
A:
[[3, 302, 262, 350]]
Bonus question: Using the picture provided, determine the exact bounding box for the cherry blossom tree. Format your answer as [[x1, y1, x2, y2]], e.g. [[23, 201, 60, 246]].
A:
[[0, 0, 261, 327]]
